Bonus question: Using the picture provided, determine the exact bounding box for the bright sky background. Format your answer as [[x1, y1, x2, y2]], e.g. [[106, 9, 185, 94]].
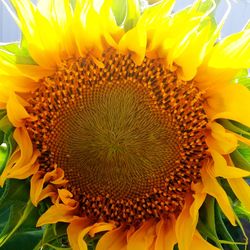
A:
[[0, 0, 250, 42]]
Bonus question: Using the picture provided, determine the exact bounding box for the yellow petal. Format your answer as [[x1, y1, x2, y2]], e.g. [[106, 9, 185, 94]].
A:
[[58, 189, 77, 207], [127, 219, 156, 250], [210, 149, 250, 178], [175, 195, 194, 250], [96, 226, 127, 250], [67, 218, 91, 250], [206, 122, 238, 154], [208, 29, 250, 69], [30, 168, 68, 206], [206, 84, 250, 128], [6, 93, 30, 127], [73, 0, 119, 58], [37, 203, 78, 226], [67, 218, 115, 250], [190, 182, 207, 222], [173, 12, 216, 81], [176, 186, 206, 250], [10, 0, 60, 68], [155, 217, 177, 250], [36, 184, 57, 204], [201, 163, 236, 225], [0, 127, 39, 186], [228, 178, 250, 212], [118, 26, 147, 65], [190, 231, 220, 250]]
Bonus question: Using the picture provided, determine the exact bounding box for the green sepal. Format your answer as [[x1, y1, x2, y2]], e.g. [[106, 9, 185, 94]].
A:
[[112, 0, 127, 26], [0, 179, 43, 249], [0, 42, 36, 65], [123, 0, 140, 31], [34, 223, 70, 250]]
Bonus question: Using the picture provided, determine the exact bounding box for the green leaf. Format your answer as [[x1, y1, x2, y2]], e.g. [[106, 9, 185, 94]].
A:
[[0, 42, 36, 65], [0, 199, 41, 247], [0, 178, 43, 248], [0, 231, 43, 250], [34, 223, 69, 250]]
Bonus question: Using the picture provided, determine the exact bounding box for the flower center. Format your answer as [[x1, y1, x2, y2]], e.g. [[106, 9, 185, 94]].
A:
[[27, 50, 208, 225]]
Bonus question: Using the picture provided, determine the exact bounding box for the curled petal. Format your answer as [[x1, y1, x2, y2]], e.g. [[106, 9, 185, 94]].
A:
[[37, 203, 79, 227], [0, 127, 39, 186], [206, 122, 238, 154], [30, 167, 68, 206], [191, 230, 220, 250], [96, 226, 127, 250], [67, 218, 115, 250], [210, 149, 250, 178]]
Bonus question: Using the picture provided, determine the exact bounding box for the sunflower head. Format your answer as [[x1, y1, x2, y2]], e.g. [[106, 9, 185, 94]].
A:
[[0, 0, 250, 249]]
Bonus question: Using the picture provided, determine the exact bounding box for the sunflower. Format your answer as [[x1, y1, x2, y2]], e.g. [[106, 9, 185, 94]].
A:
[[0, 0, 250, 249]]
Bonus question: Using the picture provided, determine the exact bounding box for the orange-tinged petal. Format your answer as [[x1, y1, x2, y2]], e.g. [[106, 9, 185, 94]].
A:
[[201, 164, 236, 225], [127, 219, 156, 250], [30, 167, 68, 206], [88, 222, 115, 237], [176, 195, 194, 250], [96, 226, 127, 250], [210, 149, 250, 178], [37, 184, 57, 203], [176, 186, 205, 250], [37, 203, 78, 227], [67, 218, 115, 250], [155, 217, 177, 250], [67, 218, 91, 250], [191, 231, 220, 250], [190, 182, 206, 222], [58, 189, 77, 207], [206, 84, 250, 128], [228, 178, 250, 212], [206, 122, 238, 154], [7, 93, 30, 127], [0, 127, 39, 186]]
